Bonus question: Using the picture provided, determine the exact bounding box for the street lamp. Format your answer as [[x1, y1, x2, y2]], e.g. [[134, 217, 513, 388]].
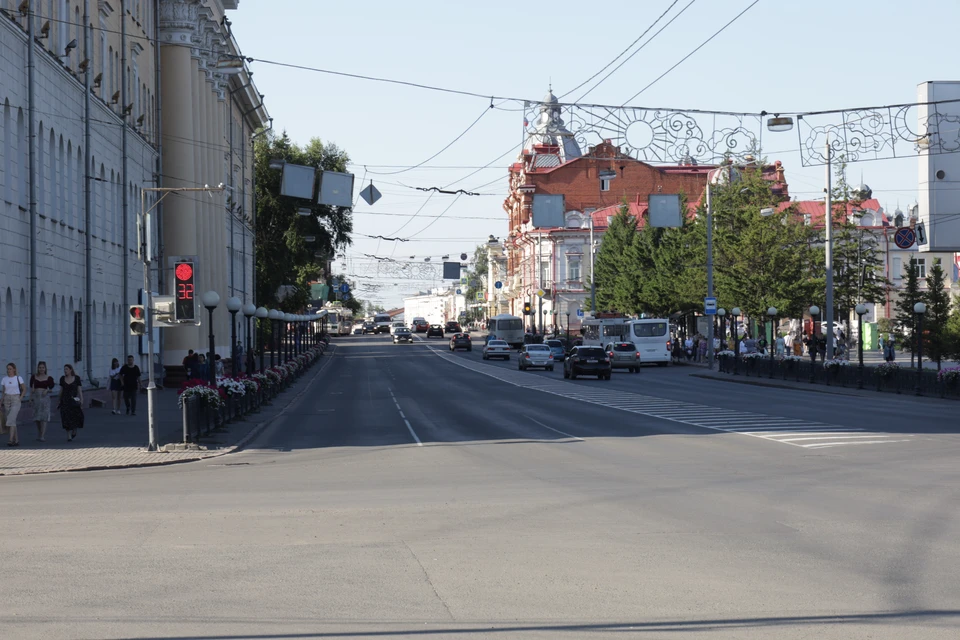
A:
[[717, 307, 727, 356], [255, 307, 268, 373], [284, 314, 293, 362], [242, 303, 256, 374], [268, 309, 281, 368], [914, 301, 926, 395], [565, 311, 570, 345], [767, 306, 777, 379], [201, 291, 220, 388], [855, 303, 867, 389], [226, 296, 242, 376], [731, 307, 741, 375]]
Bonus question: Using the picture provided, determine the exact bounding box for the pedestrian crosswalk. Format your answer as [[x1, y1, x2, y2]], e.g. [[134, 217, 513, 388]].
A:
[[427, 346, 913, 450]]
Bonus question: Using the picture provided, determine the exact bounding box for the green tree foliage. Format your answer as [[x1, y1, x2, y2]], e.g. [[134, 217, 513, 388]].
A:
[[894, 264, 924, 365], [945, 295, 960, 362], [255, 132, 352, 312], [464, 244, 489, 304], [592, 204, 638, 312], [924, 262, 952, 368]]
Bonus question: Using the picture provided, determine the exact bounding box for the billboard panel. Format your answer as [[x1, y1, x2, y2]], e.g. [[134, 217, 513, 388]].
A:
[[532, 194, 564, 228], [918, 81, 960, 252], [280, 164, 316, 200]]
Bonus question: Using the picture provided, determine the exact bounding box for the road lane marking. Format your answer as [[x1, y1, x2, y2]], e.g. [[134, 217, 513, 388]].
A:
[[389, 389, 422, 446], [423, 346, 915, 450], [525, 416, 584, 442]]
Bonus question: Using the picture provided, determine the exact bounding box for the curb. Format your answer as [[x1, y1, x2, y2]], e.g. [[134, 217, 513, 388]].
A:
[[0, 344, 338, 477], [690, 372, 876, 398]]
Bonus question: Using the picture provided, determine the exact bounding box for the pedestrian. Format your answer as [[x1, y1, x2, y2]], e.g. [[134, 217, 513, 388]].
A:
[[182, 349, 198, 379], [775, 334, 785, 357], [234, 340, 244, 376], [1, 363, 26, 446], [214, 354, 224, 377], [884, 334, 896, 362], [30, 361, 54, 442], [196, 354, 208, 380], [757, 335, 768, 355], [119, 355, 142, 416], [108, 358, 123, 414], [58, 364, 84, 442], [784, 332, 794, 356], [684, 335, 694, 361]]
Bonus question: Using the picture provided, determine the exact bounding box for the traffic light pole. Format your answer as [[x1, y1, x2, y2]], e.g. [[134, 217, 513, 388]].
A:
[[140, 185, 224, 451]]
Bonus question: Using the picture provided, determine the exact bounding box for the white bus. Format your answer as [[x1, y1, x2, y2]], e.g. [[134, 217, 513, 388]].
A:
[[624, 318, 671, 366], [580, 315, 628, 347], [374, 313, 393, 334], [487, 314, 524, 348], [333, 310, 353, 336]]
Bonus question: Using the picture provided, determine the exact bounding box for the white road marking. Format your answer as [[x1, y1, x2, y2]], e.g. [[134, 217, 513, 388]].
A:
[[389, 389, 422, 446], [525, 416, 585, 442], [424, 346, 915, 451]]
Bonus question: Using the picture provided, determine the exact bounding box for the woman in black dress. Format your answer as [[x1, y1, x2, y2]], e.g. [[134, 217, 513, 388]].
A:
[[58, 364, 84, 441]]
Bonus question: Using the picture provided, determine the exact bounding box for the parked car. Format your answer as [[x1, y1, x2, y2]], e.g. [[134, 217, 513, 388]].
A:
[[603, 341, 641, 373], [545, 339, 567, 362], [426, 324, 444, 338], [519, 344, 554, 371], [362, 321, 377, 334], [448, 333, 472, 351], [444, 321, 462, 334], [563, 346, 612, 380], [393, 327, 413, 344], [482, 340, 511, 360], [412, 318, 429, 333]]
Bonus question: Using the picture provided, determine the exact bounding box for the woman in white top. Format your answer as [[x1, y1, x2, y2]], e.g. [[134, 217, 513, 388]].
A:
[[1, 363, 26, 446], [108, 358, 123, 415]]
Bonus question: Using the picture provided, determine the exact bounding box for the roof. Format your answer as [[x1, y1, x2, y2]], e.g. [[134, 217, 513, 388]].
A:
[[781, 198, 886, 226], [385, 308, 404, 317]]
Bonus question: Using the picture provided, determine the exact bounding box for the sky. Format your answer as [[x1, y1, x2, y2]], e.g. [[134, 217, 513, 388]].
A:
[[228, 0, 960, 309]]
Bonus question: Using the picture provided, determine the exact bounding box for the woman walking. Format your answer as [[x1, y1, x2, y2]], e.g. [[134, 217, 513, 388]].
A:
[[108, 358, 122, 415], [1, 363, 26, 446], [58, 364, 84, 441], [30, 362, 54, 442]]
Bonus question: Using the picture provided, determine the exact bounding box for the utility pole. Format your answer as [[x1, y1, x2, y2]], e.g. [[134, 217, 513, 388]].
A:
[[140, 185, 224, 451], [537, 235, 543, 334], [589, 216, 596, 313], [825, 141, 835, 361], [706, 181, 715, 370]]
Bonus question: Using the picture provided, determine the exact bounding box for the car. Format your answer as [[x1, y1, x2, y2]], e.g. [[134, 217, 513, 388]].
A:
[[393, 327, 413, 344], [444, 321, 462, 334], [603, 341, 641, 373], [426, 324, 444, 338], [519, 344, 554, 371], [563, 346, 612, 380], [482, 339, 511, 360], [362, 321, 377, 334], [412, 318, 429, 333], [545, 339, 566, 362], [353, 326, 363, 335], [390, 322, 406, 335], [448, 333, 471, 351]]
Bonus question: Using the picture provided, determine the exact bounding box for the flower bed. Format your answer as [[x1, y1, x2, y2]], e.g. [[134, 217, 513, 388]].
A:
[[876, 362, 901, 379], [937, 366, 960, 386], [177, 379, 225, 410]]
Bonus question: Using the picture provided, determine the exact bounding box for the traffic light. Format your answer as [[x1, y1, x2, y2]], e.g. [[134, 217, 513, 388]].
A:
[[129, 305, 146, 335], [523, 302, 532, 315], [173, 260, 196, 323]]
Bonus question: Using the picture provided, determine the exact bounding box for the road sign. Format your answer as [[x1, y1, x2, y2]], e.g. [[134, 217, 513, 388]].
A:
[[460, 277, 467, 285], [341, 293, 351, 301], [456, 289, 462, 295], [476, 292, 484, 301], [894, 227, 916, 249], [577, 309, 584, 317], [331, 278, 340, 287], [704, 296, 717, 315], [359, 183, 381, 206], [494, 281, 502, 289], [536, 289, 545, 298], [339, 283, 350, 294]]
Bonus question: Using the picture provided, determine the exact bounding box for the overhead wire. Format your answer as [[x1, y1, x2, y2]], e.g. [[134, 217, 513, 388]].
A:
[[620, 0, 762, 105]]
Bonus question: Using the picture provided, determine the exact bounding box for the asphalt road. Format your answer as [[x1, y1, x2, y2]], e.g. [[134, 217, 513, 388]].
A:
[[0, 333, 958, 639]]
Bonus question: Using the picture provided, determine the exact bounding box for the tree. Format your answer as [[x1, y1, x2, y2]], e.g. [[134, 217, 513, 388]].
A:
[[924, 262, 951, 369], [592, 203, 638, 312], [464, 244, 489, 304], [894, 264, 925, 366], [945, 295, 960, 363], [255, 132, 353, 312]]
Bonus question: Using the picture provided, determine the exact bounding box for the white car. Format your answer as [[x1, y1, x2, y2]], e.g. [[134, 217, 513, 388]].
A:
[[519, 344, 554, 371], [390, 322, 406, 335], [482, 340, 511, 361]]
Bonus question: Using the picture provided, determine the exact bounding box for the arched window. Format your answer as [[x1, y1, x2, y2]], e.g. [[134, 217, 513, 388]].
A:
[[57, 135, 64, 221], [51, 294, 59, 366], [75, 146, 82, 231], [37, 122, 45, 213], [39, 292, 47, 360], [1, 99, 8, 204], [98, 164, 106, 241], [17, 108, 25, 208], [65, 140, 73, 226], [47, 128, 55, 218]]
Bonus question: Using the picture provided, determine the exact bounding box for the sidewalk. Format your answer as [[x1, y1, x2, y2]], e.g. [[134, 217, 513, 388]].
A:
[[0, 348, 333, 476]]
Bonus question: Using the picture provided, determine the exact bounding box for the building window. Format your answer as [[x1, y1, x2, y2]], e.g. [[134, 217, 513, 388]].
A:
[[540, 260, 550, 288], [803, 214, 811, 226], [600, 178, 610, 192], [568, 256, 581, 282], [893, 257, 901, 280], [910, 257, 926, 278]]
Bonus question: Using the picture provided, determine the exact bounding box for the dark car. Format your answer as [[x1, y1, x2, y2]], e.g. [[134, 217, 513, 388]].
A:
[[448, 333, 472, 351], [362, 321, 377, 334], [445, 321, 462, 334], [426, 324, 444, 338], [563, 346, 612, 380], [393, 327, 413, 344]]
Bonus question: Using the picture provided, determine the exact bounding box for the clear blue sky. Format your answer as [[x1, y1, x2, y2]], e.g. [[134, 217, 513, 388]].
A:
[[229, 0, 960, 309]]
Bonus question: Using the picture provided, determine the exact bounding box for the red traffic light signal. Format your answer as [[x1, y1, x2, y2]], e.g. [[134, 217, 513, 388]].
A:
[[174, 260, 196, 322], [129, 305, 146, 335]]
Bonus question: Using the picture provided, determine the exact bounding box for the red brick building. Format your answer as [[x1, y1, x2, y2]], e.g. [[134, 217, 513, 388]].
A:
[[500, 93, 789, 328]]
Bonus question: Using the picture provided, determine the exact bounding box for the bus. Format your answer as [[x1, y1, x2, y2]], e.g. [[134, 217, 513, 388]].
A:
[[334, 310, 353, 336], [487, 314, 524, 348], [623, 318, 671, 366], [374, 313, 393, 334], [580, 314, 628, 347]]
